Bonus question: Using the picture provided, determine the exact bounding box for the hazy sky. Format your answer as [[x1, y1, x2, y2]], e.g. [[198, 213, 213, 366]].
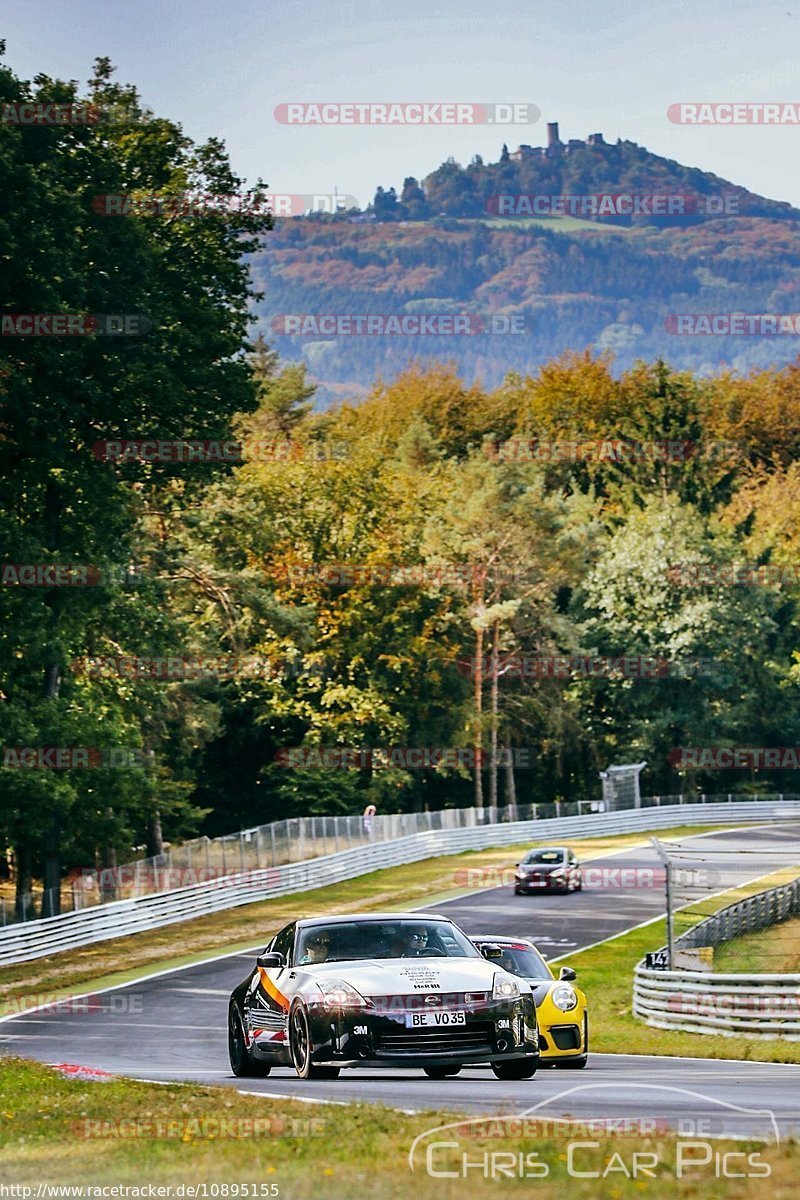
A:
[[4, 0, 800, 207]]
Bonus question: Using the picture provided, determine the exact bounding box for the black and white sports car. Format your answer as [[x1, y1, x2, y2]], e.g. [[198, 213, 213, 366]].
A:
[[228, 913, 539, 1080]]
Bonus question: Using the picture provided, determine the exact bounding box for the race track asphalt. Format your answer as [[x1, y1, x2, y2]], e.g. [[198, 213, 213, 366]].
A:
[[3, 822, 800, 1137]]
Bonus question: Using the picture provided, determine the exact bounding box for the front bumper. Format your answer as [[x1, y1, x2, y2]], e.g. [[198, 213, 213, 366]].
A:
[[539, 1022, 584, 1056], [515, 875, 569, 892], [305, 995, 538, 1067]]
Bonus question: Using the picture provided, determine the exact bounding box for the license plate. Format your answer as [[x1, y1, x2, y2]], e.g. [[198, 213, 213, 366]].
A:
[[405, 1010, 467, 1028]]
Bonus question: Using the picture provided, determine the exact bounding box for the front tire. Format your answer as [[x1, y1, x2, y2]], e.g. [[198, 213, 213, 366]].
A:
[[492, 1058, 538, 1080], [423, 1066, 462, 1079], [289, 1002, 340, 1080], [228, 1005, 271, 1077]]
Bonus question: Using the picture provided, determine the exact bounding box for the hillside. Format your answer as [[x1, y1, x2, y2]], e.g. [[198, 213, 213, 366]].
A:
[[251, 129, 800, 402]]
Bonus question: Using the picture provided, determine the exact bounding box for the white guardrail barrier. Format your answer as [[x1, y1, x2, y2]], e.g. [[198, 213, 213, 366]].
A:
[[1, 798, 799, 967], [633, 966, 800, 1040], [633, 873, 800, 1040]]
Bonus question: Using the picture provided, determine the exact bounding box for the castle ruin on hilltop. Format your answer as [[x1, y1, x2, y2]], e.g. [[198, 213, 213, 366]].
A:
[[509, 122, 606, 162]]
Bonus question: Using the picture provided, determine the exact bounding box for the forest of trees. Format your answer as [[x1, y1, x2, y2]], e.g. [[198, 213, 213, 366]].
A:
[[255, 210, 800, 400], [4, 51, 800, 920], [372, 137, 799, 225]]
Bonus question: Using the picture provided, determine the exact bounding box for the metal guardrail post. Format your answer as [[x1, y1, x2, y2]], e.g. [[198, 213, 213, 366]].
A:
[[650, 837, 674, 968]]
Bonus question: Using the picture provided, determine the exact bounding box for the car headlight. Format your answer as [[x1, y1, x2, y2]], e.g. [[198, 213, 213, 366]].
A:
[[492, 972, 520, 1000], [317, 979, 368, 1009], [551, 984, 578, 1011]]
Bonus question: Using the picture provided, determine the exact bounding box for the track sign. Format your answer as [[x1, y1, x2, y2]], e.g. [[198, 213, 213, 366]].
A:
[[645, 949, 670, 970]]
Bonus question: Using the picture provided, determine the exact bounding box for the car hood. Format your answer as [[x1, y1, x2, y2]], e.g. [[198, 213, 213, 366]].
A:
[[519, 862, 564, 873], [527, 980, 556, 1005], [303, 957, 520, 995]]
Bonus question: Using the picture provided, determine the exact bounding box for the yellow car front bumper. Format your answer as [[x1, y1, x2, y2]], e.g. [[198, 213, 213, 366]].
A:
[[536, 990, 588, 1063]]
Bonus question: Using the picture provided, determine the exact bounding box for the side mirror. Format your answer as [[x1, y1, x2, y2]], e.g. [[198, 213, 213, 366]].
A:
[[559, 966, 577, 981], [257, 952, 284, 969], [480, 944, 504, 960]]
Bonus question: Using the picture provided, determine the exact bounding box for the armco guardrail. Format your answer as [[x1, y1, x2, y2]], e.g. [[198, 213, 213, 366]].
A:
[[633, 876, 800, 1039], [679, 876, 800, 949], [633, 966, 800, 1040], [1, 798, 798, 967]]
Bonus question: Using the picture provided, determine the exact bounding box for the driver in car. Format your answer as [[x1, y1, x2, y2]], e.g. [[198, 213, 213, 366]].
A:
[[392, 925, 431, 957], [299, 930, 331, 964]]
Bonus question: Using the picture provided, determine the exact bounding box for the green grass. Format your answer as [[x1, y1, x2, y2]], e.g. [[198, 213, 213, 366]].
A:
[[0, 824, 731, 1011], [477, 215, 632, 233], [1, 1056, 797, 1195], [713, 916, 800, 974]]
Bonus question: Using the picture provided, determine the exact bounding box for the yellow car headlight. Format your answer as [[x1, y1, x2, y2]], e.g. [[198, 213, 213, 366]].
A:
[[551, 984, 578, 1012]]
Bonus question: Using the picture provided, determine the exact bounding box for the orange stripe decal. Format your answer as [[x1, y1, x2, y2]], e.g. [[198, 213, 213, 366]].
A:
[[258, 967, 291, 1012]]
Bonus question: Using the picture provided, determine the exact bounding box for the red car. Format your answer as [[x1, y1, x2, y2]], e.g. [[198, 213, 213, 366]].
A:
[[514, 846, 583, 894]]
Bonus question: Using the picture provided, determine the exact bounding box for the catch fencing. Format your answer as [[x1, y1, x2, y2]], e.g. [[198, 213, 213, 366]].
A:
[[1, 796, 798, 967], [8, 790, 797, 922], [678, 875, 800, 949]]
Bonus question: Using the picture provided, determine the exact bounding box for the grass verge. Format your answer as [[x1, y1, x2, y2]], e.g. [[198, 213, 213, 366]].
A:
[[713, 916, 800, 974], [0, 824, 730, 1009], [1, 1056, 797, 1195]]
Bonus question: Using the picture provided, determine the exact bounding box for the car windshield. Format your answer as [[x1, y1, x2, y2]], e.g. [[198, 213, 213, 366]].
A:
[[478, 942, 552, 980], [522, 849, 565, 865], [295, 920, 482, 964]]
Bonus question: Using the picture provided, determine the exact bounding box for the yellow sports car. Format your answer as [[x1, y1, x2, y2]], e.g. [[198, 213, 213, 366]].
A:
[[473, 935, 588, 1068]]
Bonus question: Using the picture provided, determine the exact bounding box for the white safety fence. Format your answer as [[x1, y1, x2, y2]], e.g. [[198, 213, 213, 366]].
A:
[[2, 798, 798, 967]]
